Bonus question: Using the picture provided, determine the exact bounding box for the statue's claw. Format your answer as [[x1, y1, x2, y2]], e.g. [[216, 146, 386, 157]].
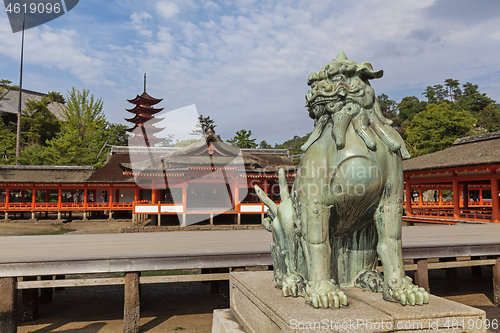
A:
[[282, 274, 306, 298], [386, 276, 429, 306], [305, 280, 347, 309]]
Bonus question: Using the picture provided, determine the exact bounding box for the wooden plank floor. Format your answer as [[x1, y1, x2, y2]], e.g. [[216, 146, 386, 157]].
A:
[[1, 224, 500, 277]]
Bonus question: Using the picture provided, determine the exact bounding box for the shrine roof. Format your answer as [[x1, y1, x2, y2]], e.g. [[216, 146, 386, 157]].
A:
[[120, 134, 294, 172], [127, 92, 162, 105], [0, 165, 94, 183], [403, 131, 500, 172]]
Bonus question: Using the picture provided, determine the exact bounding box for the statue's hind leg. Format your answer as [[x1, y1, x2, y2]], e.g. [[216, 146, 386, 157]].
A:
[[374, 153, 429, 306]]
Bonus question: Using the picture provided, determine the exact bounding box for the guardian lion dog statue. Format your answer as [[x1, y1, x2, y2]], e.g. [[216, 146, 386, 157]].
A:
[[255, 52, 429, 308]]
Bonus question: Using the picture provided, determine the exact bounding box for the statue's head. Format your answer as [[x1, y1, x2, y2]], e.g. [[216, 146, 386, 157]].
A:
[[301, 52, 410, 159], [305, 51, 383, 118]]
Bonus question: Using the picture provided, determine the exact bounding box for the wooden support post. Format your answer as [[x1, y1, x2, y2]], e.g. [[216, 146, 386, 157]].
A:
[[0, 277, 16, 333], [491, 177, 499, 223], [415, 259, 429, 293], [31, 188, 36, 210], [157, 214, 161, 227], [31, 212, 35, 220], [123, 272, 140, 333], [494, 258, 500, 305], [453, 178, 460, 219], [471, 256, 482, 278], [39, 276, 53, 304], [237, 213, 241, 225], [210, 213, 214, 225], [463, 182, 469, 210], [405, 181, 413, 216], [20, 276, 38, 322], [441, 257, 459, 292], [418, 189, 422, 205], [57, 211, 61, 220], [182, 214, 186, 227]]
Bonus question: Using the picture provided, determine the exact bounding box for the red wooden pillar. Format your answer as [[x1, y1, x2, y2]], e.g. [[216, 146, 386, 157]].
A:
[[418, 189, 423, 205], [134, 188, 138, 202], [263, 180, 269, 195], [84, 188, 88, 209], [453, 177, 460, 220], [491, 176, 499, 223], [463, 183, 469, 210], [438, 188, 443, 206], [405, 181, 413, 216], [109, 187, 114, 208], [480, 189, 484, 205], [151, 188, 157, 204], [57, 188, 62, 209], [31, 188, 36, 208], [182, 184, 187, 212], [234, 181, 240, 212], [5, 188, 9, 207]]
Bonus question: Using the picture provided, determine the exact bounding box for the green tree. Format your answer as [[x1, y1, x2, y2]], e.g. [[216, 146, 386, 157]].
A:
[[455, 82, 495, 118], [227, 129, 258, 148], [0, 116, 16, 164], [397, 96, 427, 123], [258, 140, 272, 149], [0, 79, 18, 107], [190, 115, 217, 136], [477, 104, 500, 132], [31, 88, 127, 167], [62, 88, 105, 140], [377, 94, 399, 127], [444, 78, 461, 102], [405, 102, 476, 157], [21, 91, 64, 147], [422, 86, 437, 104]]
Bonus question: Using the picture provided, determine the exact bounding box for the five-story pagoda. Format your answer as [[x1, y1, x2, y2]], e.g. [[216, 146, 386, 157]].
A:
[[125, 74, 165, 147]]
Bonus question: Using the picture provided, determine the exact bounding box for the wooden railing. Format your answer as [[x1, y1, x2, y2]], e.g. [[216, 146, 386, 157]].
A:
[[407, 207, 493, 222]]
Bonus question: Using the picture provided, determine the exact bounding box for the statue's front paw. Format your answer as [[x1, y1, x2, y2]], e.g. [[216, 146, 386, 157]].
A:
[[385, 276, 429, 306], [282, 273, 306, 297], [305, 280, 348, 308]]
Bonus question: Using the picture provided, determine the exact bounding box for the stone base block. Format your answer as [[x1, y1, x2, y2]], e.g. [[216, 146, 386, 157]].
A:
[[212, 309, 246, 333], [222, 271, 486, 333]]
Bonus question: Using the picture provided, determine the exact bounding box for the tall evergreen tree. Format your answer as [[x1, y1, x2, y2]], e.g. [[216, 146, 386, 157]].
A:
[[227, 129, 258, 148], [405, 102, 476, 157]]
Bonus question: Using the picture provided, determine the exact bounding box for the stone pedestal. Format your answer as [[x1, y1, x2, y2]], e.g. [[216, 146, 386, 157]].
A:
[[213, 271, 486, 333]]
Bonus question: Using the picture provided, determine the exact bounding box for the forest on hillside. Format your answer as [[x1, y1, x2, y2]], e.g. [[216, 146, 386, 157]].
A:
[[1, 78, 499, 167]]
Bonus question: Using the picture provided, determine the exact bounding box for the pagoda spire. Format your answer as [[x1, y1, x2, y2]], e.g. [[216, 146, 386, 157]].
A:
[[144, 73, 146, 93]]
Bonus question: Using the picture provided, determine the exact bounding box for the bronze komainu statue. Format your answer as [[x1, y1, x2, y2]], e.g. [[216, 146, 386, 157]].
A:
[[255, 52, 429, 308]]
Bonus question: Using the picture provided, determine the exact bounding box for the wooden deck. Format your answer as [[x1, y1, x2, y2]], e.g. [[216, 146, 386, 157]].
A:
[[1, 224, 500, 332]]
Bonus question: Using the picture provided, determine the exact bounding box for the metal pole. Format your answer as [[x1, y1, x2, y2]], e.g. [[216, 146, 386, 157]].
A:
[[15, 16, 26, 162]]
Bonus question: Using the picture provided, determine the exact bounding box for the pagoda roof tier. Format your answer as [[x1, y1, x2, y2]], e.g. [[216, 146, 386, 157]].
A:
[[127, 136, 165, 147], [125, 114, 164, 125], [126, 104, 164, 115], [126, 124, 165, 135], [127, 92, 163, 106]]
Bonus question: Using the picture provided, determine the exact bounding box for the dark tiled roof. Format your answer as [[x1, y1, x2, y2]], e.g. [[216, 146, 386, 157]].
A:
[[403, 132, 500, 172], [0, 165, 94, 183]]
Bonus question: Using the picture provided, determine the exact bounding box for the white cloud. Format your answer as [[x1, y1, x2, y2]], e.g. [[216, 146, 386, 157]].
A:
[[156, 1, 180, 20], [130, 11, 153, 37], [1, 0, 499, 145]]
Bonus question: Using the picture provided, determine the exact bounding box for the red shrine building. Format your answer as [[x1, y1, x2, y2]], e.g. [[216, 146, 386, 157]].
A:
[[0, 82, 296, 225], [402, 131, 500, 224]]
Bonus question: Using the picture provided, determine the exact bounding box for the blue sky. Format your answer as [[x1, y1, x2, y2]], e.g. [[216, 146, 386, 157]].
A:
[[1, 0, 500, 145]]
